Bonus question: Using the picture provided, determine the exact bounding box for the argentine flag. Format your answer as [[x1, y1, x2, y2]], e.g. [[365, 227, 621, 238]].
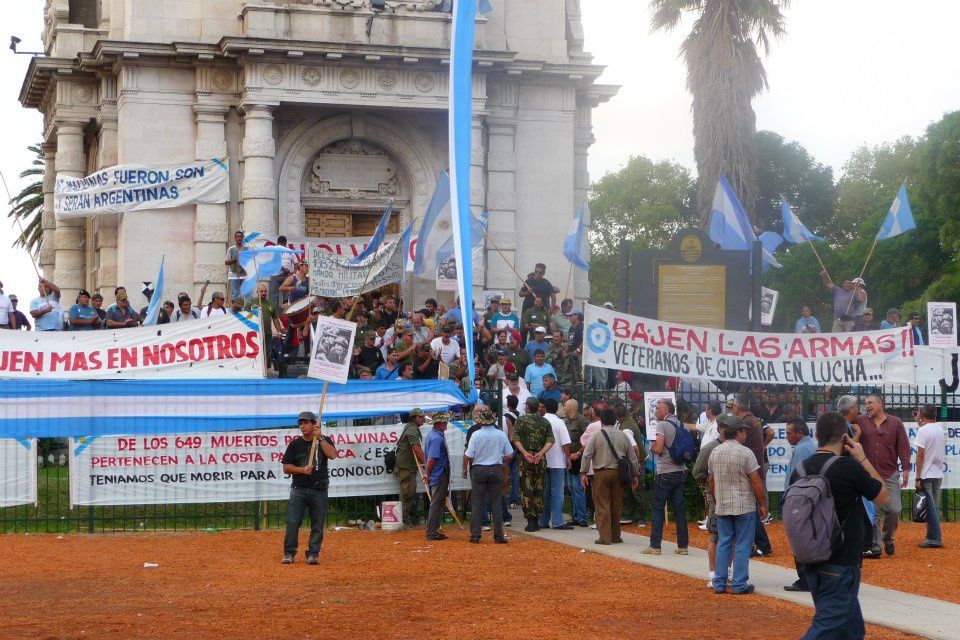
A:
[[876, 182, 915, 240], [142, 257, 165, 326], [780, 197, 823, 243], [412, 172, 452, 279], [563, 204, 590, 271], [238, 246, 300, 297], [708, 174, 781, 269], [349, 200, 394, 264]]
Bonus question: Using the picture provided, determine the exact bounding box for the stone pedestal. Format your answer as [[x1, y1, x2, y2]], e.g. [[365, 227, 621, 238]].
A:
[[53, 121, 87, 302]]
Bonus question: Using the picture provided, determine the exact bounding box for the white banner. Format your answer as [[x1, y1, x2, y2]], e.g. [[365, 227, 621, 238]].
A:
[[0, 438, 37, 507], [309, 242, 403, 298], [583, 303, 910, 386], [883, 345, 958, 388], [55, 159, 229, 219], [256, 234, 405, 264], [0, 313, 264, 379], [68, 423, 470, 506], [308, 316, 357, 384], [764, 422, 959, 490]]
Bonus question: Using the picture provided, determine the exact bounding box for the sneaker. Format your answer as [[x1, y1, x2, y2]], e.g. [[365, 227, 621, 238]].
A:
[[750, 548, 766, 558], [863, 546, 882, 559], [494, 538, 508, 544], [697, 518, 707, 526], [426, 533, 449, 541], [698, 523, 708, 531], [576, 520, 589, 527], [482, 525, 491, 531], [281, 555, 294, 565], [707, 571, 715, 588], [884, 542, 895, 556], [641, 547, 661, 555], [504, 521, 512, 527], [783, 581, 808, 592], [306, 555, 319, 565], [918, 540, 944, 549], [675, 548, 689, 555], [553, 523, 575, 530], [589, 523, 598, 529], [732, 585, 756, 595], [469, 537, 480, 544], [762, 515, 773, 525], [637, 521, 646, 528], [523, 522, 540, 532], [619, 518, 633, 524]]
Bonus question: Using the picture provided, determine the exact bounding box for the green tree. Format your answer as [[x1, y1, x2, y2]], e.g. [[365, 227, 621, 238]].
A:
[[587, 156, 697, 304], [650, 0, 789, 223], [7, 144, 44, 257]]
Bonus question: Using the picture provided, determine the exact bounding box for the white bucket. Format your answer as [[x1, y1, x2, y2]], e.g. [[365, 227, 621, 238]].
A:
[[381, 501, 403, 531]]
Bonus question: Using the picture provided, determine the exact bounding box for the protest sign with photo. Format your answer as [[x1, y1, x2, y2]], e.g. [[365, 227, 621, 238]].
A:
[[68, 423, 470, 506], [0, 313, 264, 379], [643, 392, 676, 440], [583, 303, 910, 386], [928, 302, 957, 348], [308, 242, 403, 298], [55, 159, 229, 219], [436, 255, 458, 291], [308, 316, 357, 384]]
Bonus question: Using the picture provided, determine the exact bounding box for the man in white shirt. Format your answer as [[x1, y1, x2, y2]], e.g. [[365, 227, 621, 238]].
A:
[[915, 404, 945, 548], [428, 325, 460, 365], [199, 292, 228, 319], [539, 398, 574, 530], [0, 280, 15, 329], [698, 401, 723, 447]]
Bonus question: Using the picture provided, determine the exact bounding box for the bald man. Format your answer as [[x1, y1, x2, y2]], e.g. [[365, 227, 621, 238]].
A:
[[564, 399, 590, 527]]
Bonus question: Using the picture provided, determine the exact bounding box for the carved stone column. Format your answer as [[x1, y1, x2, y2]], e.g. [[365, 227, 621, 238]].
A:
[[484, 117, 518, 294], [53, 120, 88, 302], [39, 142, 57, 280], [573, 101, 595, 301], [95, 82, 119, 295], [195, 105, 230, 295], [470, 114, 486, 290], [240, 104, 277, 236]]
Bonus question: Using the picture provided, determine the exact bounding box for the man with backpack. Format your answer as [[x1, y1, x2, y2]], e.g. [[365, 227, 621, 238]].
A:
[[784, 411, 888, 639], [642, 398, 694, 555], [731, 395, 774, 556], [580, 407, 639, 545]]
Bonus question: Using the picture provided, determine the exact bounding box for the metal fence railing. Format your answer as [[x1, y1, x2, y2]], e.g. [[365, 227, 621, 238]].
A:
[[2, 381, 955, 533]]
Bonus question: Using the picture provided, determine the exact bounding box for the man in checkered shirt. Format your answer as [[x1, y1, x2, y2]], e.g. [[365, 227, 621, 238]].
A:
[[708, 414, 768, 595]]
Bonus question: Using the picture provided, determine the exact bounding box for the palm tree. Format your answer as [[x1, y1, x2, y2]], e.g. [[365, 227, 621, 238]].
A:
[[7, 144, 44, 257], [651, 0, 789, 224]]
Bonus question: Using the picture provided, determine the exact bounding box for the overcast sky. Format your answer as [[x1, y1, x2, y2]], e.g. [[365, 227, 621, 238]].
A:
[[2, 0, 959, 302]]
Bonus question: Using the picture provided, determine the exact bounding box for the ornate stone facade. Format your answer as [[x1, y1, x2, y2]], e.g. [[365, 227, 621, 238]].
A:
[[22, 0, 616, 304]]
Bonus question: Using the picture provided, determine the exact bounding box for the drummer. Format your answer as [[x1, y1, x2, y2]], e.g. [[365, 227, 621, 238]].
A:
[[280, 260, 310, 304]]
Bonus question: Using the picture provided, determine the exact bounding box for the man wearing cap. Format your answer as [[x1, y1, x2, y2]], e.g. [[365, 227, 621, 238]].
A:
[[424, 412, 453, 541], [395, 409, 426, 526], [521, 296, 551, 343], [68, 290, 99, 331], [485, 349, 514, 384], [907, 311, 925, 346], [708, 415, 767, 594], [429, 324, 461, 365], [506, 331, 531, 377], [489, 298, 520, 331], [820, 272, 866, 333], [8, 295, 31, 331], [550, 298, 574, 336], [414, 343, 440, 379], [105, 291, 141, 328], [30, 278, 63, 332], [354, 330, 384, 374], [391, 324, 418, 368], [524, 326, 551, 359], [0, 281, 15, 330], [464, 406, 514, 544], [858, 308, 875, 331], [281, 411, 338, 564], [511, 397, 555, 531]]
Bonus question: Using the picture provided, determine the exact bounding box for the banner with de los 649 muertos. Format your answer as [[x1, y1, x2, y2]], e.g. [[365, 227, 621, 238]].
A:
[[583, 304, 912, 386]]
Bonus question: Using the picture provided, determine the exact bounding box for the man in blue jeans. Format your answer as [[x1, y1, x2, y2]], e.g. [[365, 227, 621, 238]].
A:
[[791, 412, 888, 639], [708, 415, 768, 594], [539, 398, 574, 530], [280, 411, 339, 564], [642, 399, 688, 555]]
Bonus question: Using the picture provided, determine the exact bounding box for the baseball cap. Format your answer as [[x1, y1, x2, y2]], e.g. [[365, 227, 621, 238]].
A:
[[852, 277, 866, 286], [864, 308, 874, 315], [717, 413, 744, 430], [534, 326, 547, 334], [408, 408, 425, 418], [78, 289, 90, 297], [298, 411, 317, 422], [364, 330, 376, 339], [497, 349, 507, 356], [116, 292, 128, 301], [499, 297, 512, 305], [603, 301, 614, 309], [725, 393, 736, 408]]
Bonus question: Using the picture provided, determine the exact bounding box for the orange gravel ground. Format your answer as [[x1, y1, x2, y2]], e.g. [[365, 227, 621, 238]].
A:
[[623, 520, 959, 604], [0, 528, 919, 640]]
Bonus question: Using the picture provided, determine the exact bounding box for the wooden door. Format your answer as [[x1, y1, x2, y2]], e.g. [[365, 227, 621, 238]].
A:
[[305, 211, 352, 238]]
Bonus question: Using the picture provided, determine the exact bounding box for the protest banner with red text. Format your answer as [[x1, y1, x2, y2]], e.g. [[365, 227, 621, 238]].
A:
[[583, 303, 911, 386], [68, 423, 469, 506], [0, 312, 264, 379]]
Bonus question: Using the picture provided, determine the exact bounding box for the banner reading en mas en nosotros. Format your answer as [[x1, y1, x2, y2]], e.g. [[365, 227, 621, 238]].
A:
[[583, 304, 912, 386], [54, 159, 229, 219], [69, 423, 470, 506], [0, 312, 263, 379]]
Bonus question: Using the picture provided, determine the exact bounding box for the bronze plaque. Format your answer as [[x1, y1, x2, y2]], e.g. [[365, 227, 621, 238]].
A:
[[679, 235, 702, 262], [657, 264, 726, 328]]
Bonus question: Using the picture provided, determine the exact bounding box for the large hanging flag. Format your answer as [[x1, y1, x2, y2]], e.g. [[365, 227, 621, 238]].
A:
[[412, 172, 452, 278], [876, 181, 915, 240], [400, 218, 416, 272], [348, 199, 394, 264], [563, 203, 591, 271], [708, 174, 781, 269], [780, 197, 824, 243], [238, 246, 300, 297], [449, 0, 477, 391], [142, 257, 165, 326]]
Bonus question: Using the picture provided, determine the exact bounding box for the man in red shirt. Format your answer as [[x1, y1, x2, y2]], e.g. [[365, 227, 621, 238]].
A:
[[855, 394, 910, 556]]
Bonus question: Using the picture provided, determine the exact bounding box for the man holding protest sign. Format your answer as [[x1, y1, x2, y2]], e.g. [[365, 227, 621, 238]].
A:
[[281, 411, 338, 565]]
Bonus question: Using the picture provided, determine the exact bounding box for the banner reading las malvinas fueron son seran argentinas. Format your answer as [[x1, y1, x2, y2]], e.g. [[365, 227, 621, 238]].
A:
[[55, 159, 229, 219], [583, 304, 912, 386]]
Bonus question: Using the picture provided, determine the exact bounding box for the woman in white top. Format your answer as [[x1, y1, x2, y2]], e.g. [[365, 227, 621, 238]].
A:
[[200, 292, 228, 319]]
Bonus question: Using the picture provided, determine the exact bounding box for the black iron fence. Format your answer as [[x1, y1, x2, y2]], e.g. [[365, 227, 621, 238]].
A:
[[2, 382, 956, 533]]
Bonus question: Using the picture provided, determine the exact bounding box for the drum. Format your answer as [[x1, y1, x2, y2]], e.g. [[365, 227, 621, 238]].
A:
[[283, 295, 314, 328]]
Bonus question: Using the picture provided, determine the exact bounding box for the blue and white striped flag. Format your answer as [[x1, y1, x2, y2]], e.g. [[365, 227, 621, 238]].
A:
[[780, 197, 823, 243], [238, 246, 300, 297], [563, 204, 591, 271], [708, 174, 781, 269], [412, 172, 452, 278], [876, 181, 915, 240], [348, 199, 394, 264], [142, 257, 165, 326], [449, 0, 478, 393]]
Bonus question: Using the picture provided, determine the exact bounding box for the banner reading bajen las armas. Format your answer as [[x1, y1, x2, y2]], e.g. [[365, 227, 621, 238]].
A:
[[583, 304, 911, 386]]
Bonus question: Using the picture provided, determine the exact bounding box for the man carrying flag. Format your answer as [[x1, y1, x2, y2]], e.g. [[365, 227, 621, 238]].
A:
[[238, 245, 301, 300]]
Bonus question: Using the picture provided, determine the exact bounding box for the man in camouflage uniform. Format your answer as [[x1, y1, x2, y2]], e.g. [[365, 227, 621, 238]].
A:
[[394, 408, 426, 525], [510, 396, 555, 531], [616, 403, 649, 526]]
